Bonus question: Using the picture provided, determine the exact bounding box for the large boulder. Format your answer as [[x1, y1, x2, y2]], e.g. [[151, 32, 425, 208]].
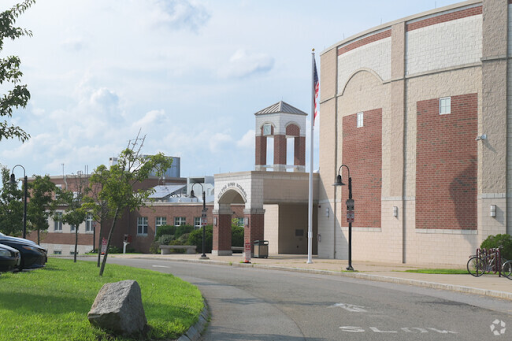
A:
[[88, 280, 147, 336]]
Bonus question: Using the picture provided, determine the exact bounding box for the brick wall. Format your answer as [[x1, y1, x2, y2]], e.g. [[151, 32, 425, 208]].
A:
[[342, 108, 382, 228], [406, 5, 482, 31], [416, 93, 478, 230]]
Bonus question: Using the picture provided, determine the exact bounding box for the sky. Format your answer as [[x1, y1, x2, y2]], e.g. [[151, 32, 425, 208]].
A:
[[0, 0, 461, 179]]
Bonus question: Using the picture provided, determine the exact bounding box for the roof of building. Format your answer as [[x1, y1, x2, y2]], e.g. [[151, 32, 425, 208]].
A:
[[254, 101, 308, 116], [148, 184, 186, 199]]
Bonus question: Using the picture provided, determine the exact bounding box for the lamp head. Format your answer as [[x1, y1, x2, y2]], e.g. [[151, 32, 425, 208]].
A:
[[9, 174, 16, 185], [333, 174, 345, 187], [190, 189, 195, 198]]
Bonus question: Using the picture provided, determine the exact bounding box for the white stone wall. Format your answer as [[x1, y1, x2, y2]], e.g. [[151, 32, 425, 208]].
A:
[[263, 204, 279, 254], [508, 4, 512, 234], [406, 15, 482, 76], [43, 243, 94, 256], [337, 37, 391, 95], [509, 4, 512, 56]]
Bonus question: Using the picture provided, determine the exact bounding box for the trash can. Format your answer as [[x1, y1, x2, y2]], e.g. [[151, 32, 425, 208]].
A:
[[253, 240, 268, 258]]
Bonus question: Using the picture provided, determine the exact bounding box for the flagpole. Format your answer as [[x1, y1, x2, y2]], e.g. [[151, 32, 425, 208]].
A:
[[307, 49, 316, 264]]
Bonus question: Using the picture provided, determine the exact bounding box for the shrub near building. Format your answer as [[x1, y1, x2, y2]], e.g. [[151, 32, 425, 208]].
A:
[[481, 234, 512, 260]]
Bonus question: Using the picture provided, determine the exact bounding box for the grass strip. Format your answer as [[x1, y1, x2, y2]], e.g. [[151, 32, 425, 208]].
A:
[[0, 258, 204, 340], [405, 269, 468, 274]]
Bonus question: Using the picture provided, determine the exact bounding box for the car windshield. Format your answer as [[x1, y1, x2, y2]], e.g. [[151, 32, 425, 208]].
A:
[[0, 232, 4, 237]]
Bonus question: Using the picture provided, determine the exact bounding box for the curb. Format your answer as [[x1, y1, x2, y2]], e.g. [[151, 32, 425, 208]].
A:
[[177, 300, 210, 341]]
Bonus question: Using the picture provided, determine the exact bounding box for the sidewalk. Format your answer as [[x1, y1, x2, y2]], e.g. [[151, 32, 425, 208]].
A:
[[111, 253, 512, 301]]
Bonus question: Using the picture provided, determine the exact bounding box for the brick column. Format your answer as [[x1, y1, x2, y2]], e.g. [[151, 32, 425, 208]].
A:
[[212, 205, 233, 256], [255, 135, 267, 170], [294, 136, 306, 168], [274, 134, 287, 171], [243, 209, 265, 257]]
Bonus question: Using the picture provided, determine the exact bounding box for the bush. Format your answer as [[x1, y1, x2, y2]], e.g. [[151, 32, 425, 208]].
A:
[[480, 234, 512, 260], [155, 225, 175, 240], [187, 225, 213, 254], [175, 225, 194, 238], [149, 241, 160, 254], [157, 234, 174, 245], [231, 225, 244, 247], [168, 239, 185, 253], [187, 225, 245, 254]]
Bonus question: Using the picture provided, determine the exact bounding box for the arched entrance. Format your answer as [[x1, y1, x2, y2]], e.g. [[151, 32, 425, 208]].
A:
[[212, 186, 265, 257]]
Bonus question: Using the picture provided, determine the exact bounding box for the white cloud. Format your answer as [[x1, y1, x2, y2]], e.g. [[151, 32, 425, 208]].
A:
[[236, 129, 254, 149], [132, 110, 167, 130], [219, 49, 274, 79], [208, 133, 233, 153], [61, 38, 85, 52], [146, 0, 211, 32]]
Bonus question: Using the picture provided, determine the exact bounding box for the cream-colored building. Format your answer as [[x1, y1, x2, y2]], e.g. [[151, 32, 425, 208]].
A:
[[318, 0, 511, 265]]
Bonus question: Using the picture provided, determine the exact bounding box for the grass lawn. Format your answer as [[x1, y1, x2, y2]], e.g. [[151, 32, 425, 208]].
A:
[[0, 258, 204, 340]]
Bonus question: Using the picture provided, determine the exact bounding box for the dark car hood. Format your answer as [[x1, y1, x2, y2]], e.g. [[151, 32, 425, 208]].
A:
[[0, 235, 43, 249], [0, 243, 19, 253]]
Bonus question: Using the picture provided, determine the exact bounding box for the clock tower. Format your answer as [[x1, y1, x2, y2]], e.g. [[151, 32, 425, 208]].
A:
[[254, 101, 308, 172]]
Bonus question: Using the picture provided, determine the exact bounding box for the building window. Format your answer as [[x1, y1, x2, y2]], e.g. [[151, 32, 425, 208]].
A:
[[194, 217, 201, 228], [156, 216, 167, 227], [53, 250, 62, 255], [439, 97, 451, 115], [174, 217, 186, 226], [70, 225, 76, 232], [137, 217, 148, 235], [357, 112, 364, 128], [54, 212, 63, 232], [85, 213, 93, 232], [234, 218, 244, 227]]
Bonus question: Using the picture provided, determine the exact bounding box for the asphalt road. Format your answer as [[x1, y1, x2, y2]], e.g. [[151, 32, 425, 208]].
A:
[[101, 257, 512, 341]]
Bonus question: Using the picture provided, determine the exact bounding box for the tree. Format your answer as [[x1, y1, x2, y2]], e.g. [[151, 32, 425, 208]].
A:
[[59, 172, 88, 263], [0, 165, 23, 235], [83, 165, 112, 267], [88, 134, 172, 276], [27, 175, 57, 244], [0, 0, 35, 142]]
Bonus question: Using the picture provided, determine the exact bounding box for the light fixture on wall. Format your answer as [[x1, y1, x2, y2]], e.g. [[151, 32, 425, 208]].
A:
[[490, 205, 496, 218], [393, 206, 398, 218], [325, 208, 329, 217], [475, 134, 487, 141], [244, 217, 249, 227], [213, 217, 217, 226]]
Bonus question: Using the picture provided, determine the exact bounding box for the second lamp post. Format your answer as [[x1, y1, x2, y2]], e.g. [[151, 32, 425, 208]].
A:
[[191, 183, 209, 259], [333, 164, 355, 271]]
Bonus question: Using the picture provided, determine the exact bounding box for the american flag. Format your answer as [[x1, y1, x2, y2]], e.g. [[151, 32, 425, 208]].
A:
[[313, 56, 319, 125]]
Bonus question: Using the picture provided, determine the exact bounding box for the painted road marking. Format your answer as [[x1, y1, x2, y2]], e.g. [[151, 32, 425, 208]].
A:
[[330, 303, 367, 312], [152, 265, 170, 268], [340, 326, 457, 334]]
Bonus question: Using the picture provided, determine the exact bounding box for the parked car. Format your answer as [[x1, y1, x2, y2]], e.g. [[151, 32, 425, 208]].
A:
[[0, 232, 47, 270], [0, 243, 20, 272]]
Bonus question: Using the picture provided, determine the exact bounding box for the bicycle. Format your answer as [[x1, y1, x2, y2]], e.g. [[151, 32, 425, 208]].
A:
[[467, 248, 504, 277], [502, 260, 512, 280]]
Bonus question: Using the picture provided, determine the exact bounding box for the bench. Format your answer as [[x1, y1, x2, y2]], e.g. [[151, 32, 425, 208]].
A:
[[160, 245, 197, 255], [231, 246, 244, 253]]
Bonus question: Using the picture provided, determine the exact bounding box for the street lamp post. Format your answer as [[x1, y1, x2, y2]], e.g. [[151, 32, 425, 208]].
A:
[[333, 164, 355, 271], [191, 183, 209, 259], [10, 165, 28, 239]]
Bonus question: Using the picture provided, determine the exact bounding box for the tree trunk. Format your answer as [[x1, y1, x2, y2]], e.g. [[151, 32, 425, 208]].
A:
[[37, 229, 40, 245], [99, 208, 119, 276], [74, 227, 78, 263], [96, 218, 105, 267]]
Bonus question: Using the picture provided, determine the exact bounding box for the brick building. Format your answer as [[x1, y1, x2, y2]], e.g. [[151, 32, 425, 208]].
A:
[[318, 0, 511, 265]]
